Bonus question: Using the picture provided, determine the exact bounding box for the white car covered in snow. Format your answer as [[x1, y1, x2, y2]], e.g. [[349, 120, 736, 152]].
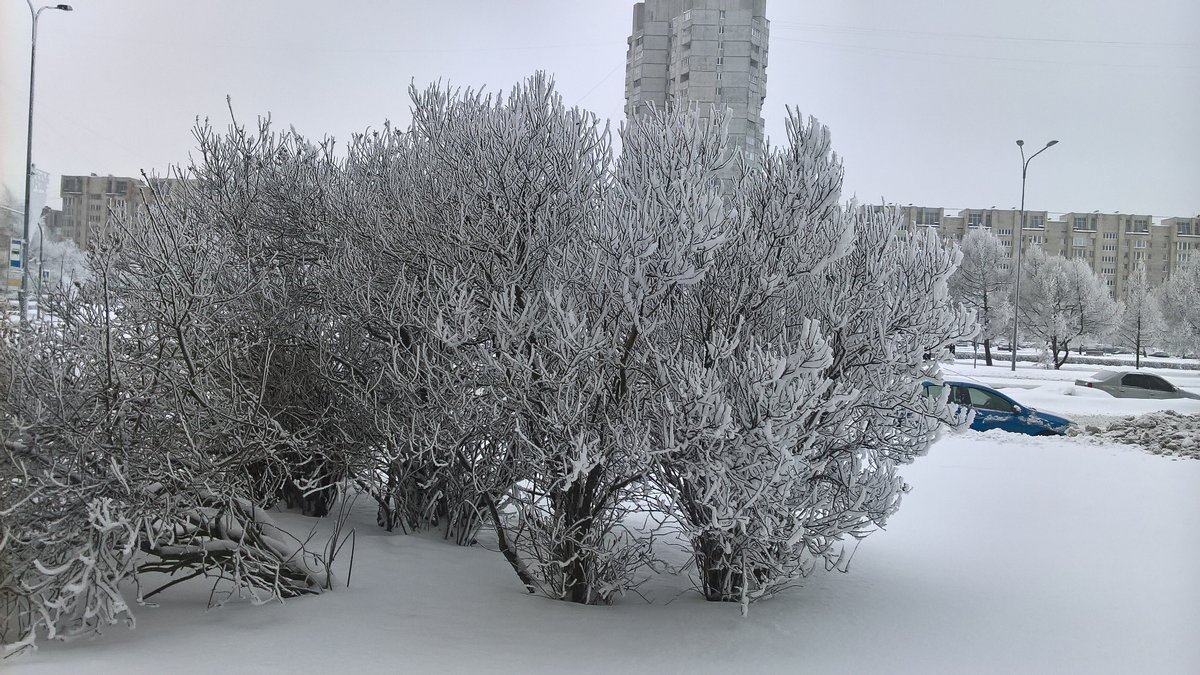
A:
[[1074, 370, 1200, 400]]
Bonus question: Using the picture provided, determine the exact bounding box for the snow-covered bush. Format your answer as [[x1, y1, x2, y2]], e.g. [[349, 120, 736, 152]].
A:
[[1, 156, 335, 652], [5, 71, 979, 638], [647, 110, 973, 606]]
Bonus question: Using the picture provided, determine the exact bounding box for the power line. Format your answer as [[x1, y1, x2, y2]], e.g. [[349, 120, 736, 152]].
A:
[[768, 33, 1198, 70], [770, 21, 1198, 49]]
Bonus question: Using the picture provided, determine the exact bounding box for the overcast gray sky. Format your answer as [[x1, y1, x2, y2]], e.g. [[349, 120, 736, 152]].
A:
[[2, 0, 1197, 217]]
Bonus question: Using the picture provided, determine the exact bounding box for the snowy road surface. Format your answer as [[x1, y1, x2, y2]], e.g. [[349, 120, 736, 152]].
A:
[[12, 430, 1199, 675]]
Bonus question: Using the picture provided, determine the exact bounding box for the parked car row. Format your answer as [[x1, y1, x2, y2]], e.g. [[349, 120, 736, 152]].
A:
[[923, 370, 1197, 437]]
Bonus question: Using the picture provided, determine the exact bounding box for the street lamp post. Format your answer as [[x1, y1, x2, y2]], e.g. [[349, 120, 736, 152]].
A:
[[1010, 138, 1059, 372], [18, 1, 72, 321]]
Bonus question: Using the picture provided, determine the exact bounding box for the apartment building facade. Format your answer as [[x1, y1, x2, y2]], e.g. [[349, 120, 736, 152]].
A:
[[625, 0, 769, 161], [901, 206, 1198, 298], [56, 174, 145, 250]]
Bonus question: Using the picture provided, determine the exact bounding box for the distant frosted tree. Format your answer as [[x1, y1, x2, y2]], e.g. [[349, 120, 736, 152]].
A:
[[1017, 247, 1120, 368], [948, 229, 1012, 365], [1160, 255, 1200, 356], [1117, 262, 1166, 367]]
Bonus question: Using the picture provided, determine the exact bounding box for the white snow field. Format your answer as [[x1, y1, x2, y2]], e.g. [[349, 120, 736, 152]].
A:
[[11, 421, 1200, 674]]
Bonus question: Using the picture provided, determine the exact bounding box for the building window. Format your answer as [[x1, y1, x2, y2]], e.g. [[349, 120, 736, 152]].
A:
[[1072, 237, 1088, 247], [1102, 255, 1116, 263], [1073, 216, 1086, 230], [1102, 244, 1116, 251], [1028, 215, 1045, 228], [1125, 219, 1149, 233], [1178, 221, 1194, 235], [682, 9, 691, 21], [997, 228, 1012, 236], [1103, 231, 1117, 239], [1134, 239, 1147, 249], [968, 211, 983, 227]]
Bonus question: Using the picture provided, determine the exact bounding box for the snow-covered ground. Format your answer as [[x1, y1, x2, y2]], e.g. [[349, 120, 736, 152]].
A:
[[8, 360, 1199, 674], [11, 428, 1199, 674]]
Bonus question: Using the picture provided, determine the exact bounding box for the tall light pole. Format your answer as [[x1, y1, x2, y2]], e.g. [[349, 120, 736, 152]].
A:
[[1010, 138, 1059, 372], [19, 1, 73, 321]]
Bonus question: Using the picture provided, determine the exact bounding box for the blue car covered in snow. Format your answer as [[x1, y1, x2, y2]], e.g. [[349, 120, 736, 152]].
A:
[[924, 380, 1073, 436]]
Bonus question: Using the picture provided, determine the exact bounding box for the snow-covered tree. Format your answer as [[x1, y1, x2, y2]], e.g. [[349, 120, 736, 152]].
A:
[[1016, 247, 1120, 368], [1116, 262, 1166, 367], [948, 229, 1011, 364], [27, 232, 89, 288], [1160, 255, 1200, 356]]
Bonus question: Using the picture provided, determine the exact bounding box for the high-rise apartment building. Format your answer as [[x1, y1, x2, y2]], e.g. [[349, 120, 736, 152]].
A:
[[625, 0, 768, 161]]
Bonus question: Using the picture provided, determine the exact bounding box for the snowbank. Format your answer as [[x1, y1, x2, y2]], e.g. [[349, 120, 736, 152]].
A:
[[1080, 410, 1200, 460]]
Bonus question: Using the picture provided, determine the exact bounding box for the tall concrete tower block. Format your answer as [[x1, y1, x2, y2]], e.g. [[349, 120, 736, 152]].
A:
[[625, 0, 768, 161]]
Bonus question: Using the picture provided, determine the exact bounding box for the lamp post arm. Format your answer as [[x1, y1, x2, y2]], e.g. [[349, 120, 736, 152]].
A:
[[1028, 144, 1054, 165]]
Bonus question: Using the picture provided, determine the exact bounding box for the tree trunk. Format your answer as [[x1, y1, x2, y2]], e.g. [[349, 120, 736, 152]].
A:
[[1053, 337, 1070, 369], [983, 338, 993, 366], [1135, 320, 1142, 369], [695, 532, 745, 602], [551, 478, 603, 605]]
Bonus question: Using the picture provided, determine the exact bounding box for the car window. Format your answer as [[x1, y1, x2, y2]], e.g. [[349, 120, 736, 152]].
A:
[[924, 384, 944, 400], [1121, 374, 1148, 389], [949, 385, 971, 407], [1145, 376, 1175, 392], [966, 387, 1014, 412]]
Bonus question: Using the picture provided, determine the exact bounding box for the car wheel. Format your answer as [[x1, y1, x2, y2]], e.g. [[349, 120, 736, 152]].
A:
[[1037, 429, 1060, 436]]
